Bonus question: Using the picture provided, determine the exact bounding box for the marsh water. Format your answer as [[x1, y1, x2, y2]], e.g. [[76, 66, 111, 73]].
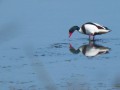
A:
[[0, 0, 120, 90]]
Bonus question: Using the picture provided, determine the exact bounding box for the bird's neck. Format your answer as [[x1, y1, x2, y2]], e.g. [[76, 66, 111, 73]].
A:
[[79, 28, 83, 33]]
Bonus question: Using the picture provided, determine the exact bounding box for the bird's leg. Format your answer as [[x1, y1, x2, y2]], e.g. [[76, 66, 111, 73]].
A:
[[93, 35, 95, 41], [89, 40, 94, 46], [89, 35, 94, 41], [89, 35, 92, 40], [89, 35, 90, 40]]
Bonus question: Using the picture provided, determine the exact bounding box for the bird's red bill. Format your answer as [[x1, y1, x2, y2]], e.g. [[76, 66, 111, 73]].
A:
[[69, 32, 72, 38]]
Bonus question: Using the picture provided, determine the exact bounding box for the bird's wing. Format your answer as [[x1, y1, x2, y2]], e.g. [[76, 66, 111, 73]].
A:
[[93, 23, 105, 29], [85, 22, 105, 29]]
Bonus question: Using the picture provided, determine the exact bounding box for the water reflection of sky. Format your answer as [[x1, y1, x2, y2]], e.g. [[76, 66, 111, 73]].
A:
[[0, 0, 120, 90]]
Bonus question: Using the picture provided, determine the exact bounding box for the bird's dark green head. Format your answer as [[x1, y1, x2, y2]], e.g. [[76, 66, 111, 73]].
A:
[[69, 26, 80, 37]]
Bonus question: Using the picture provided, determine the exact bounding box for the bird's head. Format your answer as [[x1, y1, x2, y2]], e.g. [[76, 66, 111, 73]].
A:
[[69, 26, 80, 37]]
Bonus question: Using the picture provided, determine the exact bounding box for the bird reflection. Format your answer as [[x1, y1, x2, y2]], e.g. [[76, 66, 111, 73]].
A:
[[69, 41, 110, 57]]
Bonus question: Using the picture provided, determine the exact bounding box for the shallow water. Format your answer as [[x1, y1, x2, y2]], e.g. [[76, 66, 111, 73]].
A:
[[0, 0, 120, 90]]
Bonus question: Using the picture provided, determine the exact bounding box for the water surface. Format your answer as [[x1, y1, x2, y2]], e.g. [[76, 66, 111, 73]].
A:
[[0, 0, 120, 90]]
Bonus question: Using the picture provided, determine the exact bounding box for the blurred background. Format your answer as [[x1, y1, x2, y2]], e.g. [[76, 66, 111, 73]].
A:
[[0, 0, 120, 90]]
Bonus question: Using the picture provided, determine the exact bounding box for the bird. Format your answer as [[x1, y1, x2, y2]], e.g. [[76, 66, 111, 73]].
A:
[[69, 22, 111, 40], [69, 41, 110, 57]]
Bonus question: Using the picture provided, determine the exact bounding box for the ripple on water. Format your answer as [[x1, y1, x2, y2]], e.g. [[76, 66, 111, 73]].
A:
[[50, 43, 69, 48], [34, 43, 69, 57]]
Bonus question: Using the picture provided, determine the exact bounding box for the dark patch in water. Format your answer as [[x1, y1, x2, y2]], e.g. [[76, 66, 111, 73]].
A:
[[34, 54, 39, 57], [9, 81, 14, 83], [52, 44, 62, 48], [0, 81, 3, 83], [11, 47, 19, 50], [2, 66, 11, 68], [32, 42, 69, 57], [19, 56, 25, 58], [41, 54, 45, 56], [50, 43, 68, 48], [22, 64, 28, 66], [65, 59, 71, 62], [2, 56, 6, 58]]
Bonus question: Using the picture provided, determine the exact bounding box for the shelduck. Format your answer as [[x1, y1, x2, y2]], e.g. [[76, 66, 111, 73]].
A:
[[69, 22, 111, 40], [69, 41, 110, 57]]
